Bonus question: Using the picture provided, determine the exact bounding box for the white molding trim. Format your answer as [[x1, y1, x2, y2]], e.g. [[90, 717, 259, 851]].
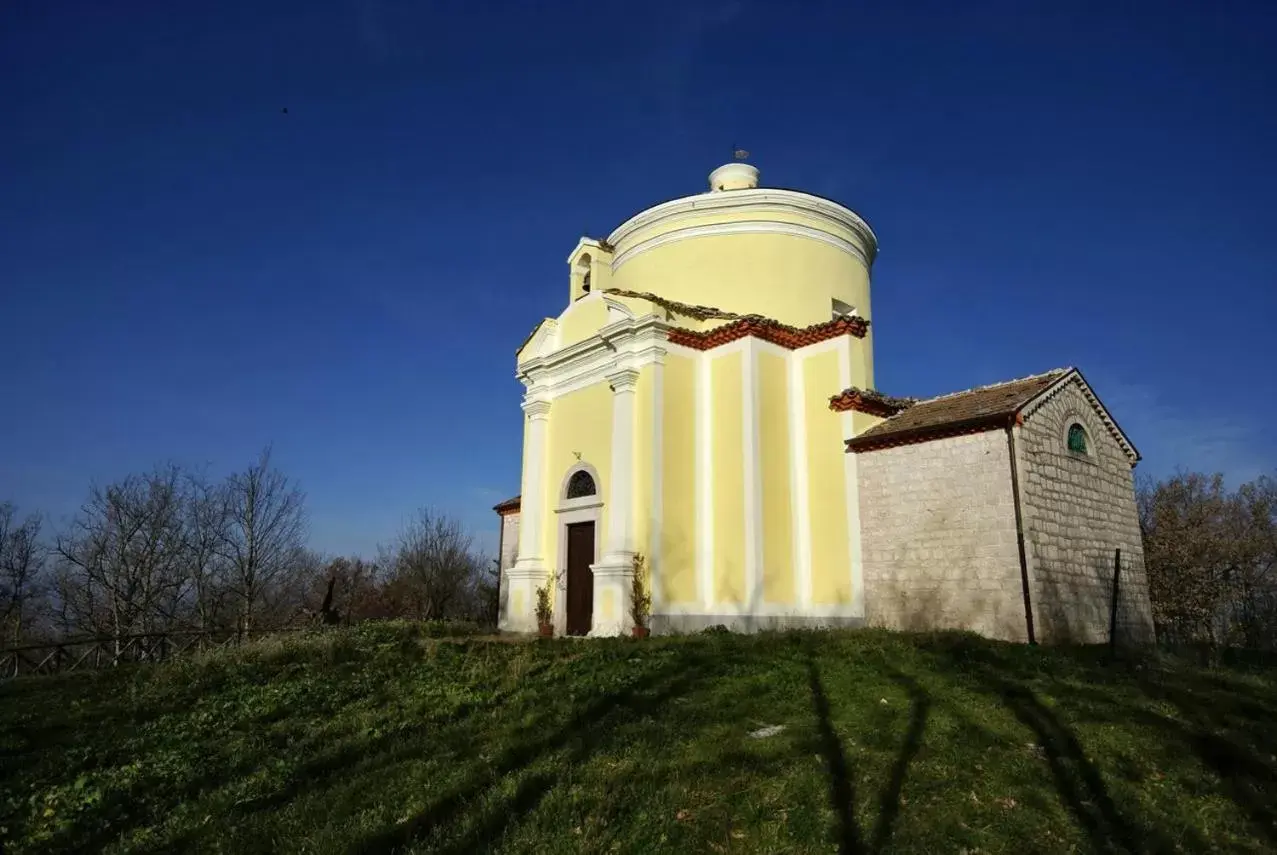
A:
[[607, 367, 640, 393], [518, 313, 668, 403], [606, 188, 878, 261], [557, 460, 602, 504], [554, 503, 601, 637], [554, 499, 602, 514], [601, 292, 635, 321], [696, 349, 713, 609], [650, 358, 664, 610], [519, 318, 560, 362], [522, 398, 552, 419], [566, 236, 608, 265], [612, 220, 871, 271], [838, 336, 865, 618], [513, 399, 551, 568], [789, 349, 813, 609], [742, 337, 762, 611]]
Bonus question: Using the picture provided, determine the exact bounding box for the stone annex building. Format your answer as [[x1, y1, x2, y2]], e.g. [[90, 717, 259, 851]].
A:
[[494, 159, 1155, 644]]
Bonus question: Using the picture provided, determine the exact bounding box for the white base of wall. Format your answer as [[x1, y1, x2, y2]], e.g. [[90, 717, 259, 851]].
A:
[[589, 554, 635, 637], [499, 560, 547, 633], [650, 612, 866, 634]]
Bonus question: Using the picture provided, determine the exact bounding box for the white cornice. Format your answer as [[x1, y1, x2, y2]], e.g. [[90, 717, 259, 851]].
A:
[[518, 313, 669, 401], [612, 220, 872, 270], [606, 188, 878, 264], [566, 236, 609, 265], [522, 398, 552, 419], [607, 367, 641, 392]]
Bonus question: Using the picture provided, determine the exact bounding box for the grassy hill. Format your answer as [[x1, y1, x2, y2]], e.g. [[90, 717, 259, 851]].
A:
[[2, 623, 1275, 854]]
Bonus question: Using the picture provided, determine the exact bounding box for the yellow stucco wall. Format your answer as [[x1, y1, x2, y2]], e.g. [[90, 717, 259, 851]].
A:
[[543, 381, 612, 581], [659, 354, 698, 604], [610, 230, 869, 329], [711, 350, 746, 604], [556, 295, 610, 351], [851, 410, 885, 436], [758, 351, 795, 605], [804, 350, 852, 606]]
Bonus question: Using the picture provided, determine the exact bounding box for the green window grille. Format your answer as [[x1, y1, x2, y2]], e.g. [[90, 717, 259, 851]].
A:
[[1067, 423, 1088, 454]]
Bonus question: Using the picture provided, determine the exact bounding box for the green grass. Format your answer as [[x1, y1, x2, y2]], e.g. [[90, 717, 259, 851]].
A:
[[2, 623, 1276, 854]]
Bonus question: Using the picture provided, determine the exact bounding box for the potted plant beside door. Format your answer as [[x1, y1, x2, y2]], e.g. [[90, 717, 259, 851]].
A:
[[535, 582, 554, 637], [631, 552, 652, 638]]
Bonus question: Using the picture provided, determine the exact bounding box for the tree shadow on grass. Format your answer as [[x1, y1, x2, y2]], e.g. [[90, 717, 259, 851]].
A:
[[806, 656, 864, 854], [1066, 670, 1277, 848], [987, 672, 1145, 854], [346, 646, 728, 854], [871, 668, 930, 854], [919, 638, 1174, 855], [804, 654, 932, 855]]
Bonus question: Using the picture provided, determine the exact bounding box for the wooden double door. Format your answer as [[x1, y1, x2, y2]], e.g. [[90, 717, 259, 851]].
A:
[[565, 521, 595, 636]]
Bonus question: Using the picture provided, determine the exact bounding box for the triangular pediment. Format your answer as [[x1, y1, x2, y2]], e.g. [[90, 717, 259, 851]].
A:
[[1022, 369, 1140, 463]]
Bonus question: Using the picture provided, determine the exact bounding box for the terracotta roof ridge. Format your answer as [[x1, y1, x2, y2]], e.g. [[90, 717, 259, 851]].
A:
[[667, 313, 869, 351], [909, 367, 1074, 407], [829, 386, 918, 415], [843, 386, 917, 408], [603, 288, 741, 322]]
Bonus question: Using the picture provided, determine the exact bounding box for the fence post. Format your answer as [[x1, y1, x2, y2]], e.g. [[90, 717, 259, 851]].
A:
[[1109, 547, 1122, 656]]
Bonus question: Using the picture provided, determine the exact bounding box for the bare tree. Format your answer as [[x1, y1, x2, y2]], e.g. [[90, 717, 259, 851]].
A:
[[0, 503, 45, 645], [381, 509, 482, 621], [182, 471, 231, 632], [1139, 471, 1277, 650], [298, 556, 388, 624], [55, 466, 188, 654], [218, 448, 306, 637]]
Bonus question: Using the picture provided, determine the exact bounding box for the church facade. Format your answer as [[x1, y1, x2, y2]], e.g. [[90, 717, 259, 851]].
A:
[[495, 161, 1155, 645]]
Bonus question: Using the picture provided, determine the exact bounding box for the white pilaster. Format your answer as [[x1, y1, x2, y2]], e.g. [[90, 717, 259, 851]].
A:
[[838, 337, 865, 618], [502, 397, 551, 632], [590, 368, 639, 636]]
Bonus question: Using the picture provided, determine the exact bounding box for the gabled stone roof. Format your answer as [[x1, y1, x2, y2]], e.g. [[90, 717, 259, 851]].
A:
[[845, 369, 1072, 452]]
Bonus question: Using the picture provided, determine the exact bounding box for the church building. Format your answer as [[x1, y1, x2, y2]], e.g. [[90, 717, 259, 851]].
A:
[[494, 160, 1155, 645]]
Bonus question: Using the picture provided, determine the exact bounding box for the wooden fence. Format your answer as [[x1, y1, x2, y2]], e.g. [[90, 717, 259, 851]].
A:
[[0, 630, 284, 680]]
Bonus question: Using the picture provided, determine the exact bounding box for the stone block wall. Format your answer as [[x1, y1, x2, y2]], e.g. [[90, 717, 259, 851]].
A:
[[1018, 381, 1155, 645], [857, 429, 1031, 641]]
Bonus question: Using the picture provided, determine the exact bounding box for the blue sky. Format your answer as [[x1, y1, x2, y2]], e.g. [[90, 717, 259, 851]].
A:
[[3, 0, 1274, 558]]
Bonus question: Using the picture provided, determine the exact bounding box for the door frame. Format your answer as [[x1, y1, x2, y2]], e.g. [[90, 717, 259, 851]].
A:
[[553, 463, 602, 636], [563, 520, 597, 636]]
